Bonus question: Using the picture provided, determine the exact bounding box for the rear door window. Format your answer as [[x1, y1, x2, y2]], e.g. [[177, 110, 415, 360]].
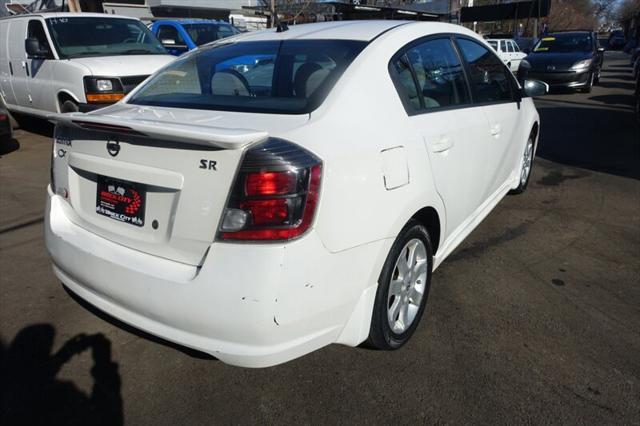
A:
[[129, 39, 366, 114], [456, 38, 514, 104], [389, 37, 471, 113]]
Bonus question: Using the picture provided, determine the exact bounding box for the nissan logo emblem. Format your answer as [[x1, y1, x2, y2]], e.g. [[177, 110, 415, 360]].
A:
[[106, 140, 120, 157]]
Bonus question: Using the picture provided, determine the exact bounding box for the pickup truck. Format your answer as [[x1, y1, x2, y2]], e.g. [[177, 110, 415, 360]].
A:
[[150, 19, 241, 56]]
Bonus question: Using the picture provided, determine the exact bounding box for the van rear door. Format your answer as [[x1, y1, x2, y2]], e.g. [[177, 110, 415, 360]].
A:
[[7, 18, 30, 109], [0, 20, 17, 105]]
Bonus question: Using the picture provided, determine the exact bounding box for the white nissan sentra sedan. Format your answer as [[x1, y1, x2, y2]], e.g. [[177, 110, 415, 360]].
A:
[[46, 21, 546, 367]]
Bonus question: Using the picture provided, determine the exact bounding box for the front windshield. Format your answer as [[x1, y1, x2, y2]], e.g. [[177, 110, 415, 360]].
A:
[[128, 39, 366, 114], [183, 23, 240, 46], [533, 34, 592, 53], [46, 17, 166, 58]]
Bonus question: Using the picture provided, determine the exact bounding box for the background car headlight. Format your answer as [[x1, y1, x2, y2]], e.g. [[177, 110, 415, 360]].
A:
[[571, 59, 593, 70], [83, 77, 125, 103], [96, 79, 113, 92]]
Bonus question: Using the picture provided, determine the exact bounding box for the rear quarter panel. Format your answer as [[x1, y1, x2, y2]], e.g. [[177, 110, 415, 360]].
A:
[[280, 24, 466, 254]]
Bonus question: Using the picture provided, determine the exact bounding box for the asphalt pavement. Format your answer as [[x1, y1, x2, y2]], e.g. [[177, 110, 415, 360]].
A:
[[0, 51, 639, 425]]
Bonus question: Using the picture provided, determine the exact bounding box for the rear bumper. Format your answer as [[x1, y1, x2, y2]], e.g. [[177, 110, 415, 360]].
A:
[[45, 187, 385, 367], [527, 70, 591, 89]]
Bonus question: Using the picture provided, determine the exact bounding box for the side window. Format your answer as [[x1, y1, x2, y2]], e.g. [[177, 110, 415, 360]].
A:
[[487, 40, 498, 51], [157, 25, 185, 45], [506, 41, 515, 53], [27, 20, 52, 54], [512, 41, 520, 52], [389, 54, 421, 112], [404, 38, 471, 110], [456, 38, 513, 104]]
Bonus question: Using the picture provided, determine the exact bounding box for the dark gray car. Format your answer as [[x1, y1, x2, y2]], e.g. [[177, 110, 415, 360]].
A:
[[524, 31, 604, 93]]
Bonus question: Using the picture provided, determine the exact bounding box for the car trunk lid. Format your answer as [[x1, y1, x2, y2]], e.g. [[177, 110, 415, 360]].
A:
[[50, 106, 309, 265]]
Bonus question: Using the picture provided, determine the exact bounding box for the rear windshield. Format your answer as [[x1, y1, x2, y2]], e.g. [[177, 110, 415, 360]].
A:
[[128, 39, 367, 114], [183, 23, 240, 46], [533, 34, 592, 53]]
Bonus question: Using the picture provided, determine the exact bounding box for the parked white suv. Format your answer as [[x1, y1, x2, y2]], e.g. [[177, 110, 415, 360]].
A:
[[487, 38, 527, 72], [0, 13, 174, 116], [46, 21, 545, 367]]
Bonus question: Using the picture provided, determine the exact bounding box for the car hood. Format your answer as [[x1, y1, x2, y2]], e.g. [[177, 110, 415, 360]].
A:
[[69, 54, 175, 77], [525, 52, 592, 71]]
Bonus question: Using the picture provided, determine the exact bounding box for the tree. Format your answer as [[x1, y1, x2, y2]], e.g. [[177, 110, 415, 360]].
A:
[[546, 0, 597, 31]]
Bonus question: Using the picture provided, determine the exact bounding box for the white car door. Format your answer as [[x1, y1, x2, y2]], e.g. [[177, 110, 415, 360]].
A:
[[456, 37, 522, 196], [510, 41, 527, 72], [390, 37, 490, 238]]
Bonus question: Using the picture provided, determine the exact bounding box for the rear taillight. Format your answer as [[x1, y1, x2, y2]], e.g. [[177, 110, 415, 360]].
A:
[[218, 138, 322, 242]]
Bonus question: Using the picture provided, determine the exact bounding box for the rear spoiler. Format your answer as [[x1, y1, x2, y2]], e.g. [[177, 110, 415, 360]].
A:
[[49, 113, 269, 150]]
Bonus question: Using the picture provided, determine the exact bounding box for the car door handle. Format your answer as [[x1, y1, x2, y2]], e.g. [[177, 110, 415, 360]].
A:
[[490, 124, 502, 137], [430, 137, 454, 153]]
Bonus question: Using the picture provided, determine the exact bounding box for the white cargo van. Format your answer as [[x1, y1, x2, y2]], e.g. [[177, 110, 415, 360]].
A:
[[0, 13, 174, 115]]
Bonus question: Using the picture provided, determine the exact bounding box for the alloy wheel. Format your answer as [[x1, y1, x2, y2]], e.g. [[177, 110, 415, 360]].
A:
[[521, 138, 534, 186], [387, 238, 428, 334]]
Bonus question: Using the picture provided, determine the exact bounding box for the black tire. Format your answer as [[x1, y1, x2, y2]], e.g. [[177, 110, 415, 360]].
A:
[[367, 219, 433, 350], [580, 73, 594, 93], [61, 100, 79, 113], [509, 133, 535, 195]]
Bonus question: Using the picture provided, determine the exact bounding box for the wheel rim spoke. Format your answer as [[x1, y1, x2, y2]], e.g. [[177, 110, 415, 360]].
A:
[[389, 278, 404, 297]]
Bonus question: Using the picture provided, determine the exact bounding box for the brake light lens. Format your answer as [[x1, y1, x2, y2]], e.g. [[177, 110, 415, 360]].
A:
[[218, 138, 322, 242], [245, 171, 297, 196]]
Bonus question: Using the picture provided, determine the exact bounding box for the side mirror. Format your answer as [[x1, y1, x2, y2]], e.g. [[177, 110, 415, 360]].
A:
[[25, 37, 50, 59], [597, 47, 605, 53], [522, 79, 548, 97], [516, 59, 531, 85]]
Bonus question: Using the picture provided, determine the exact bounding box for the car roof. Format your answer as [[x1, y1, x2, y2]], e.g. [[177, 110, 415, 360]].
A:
[[154, 19, 232, 25], [546, 31, 593, 36], [1, 12, 139, 20], [227, 20, 411, 42]]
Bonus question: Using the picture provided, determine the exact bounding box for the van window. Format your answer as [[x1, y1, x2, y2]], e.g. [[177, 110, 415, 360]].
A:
[[183, 24, 240, 46], [404, 38, 471, 110], [27, 20, 53, 56], [129, 39, 366, 114], [456, 38, 513, 104], [157, 25, 186, 46], [46, 17, 166, 58]]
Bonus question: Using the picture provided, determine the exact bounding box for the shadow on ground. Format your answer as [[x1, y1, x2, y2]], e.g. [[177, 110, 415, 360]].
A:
[[0, 138, 20, 156], [13, 113, 54, 138], [535, 102, 640, 179], [0, 324, 123, 426]]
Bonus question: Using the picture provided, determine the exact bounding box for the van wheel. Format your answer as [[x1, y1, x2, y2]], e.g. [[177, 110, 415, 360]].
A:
[[61, 100, 79, 113], [367, 219, 433, 350], [509, 134, 534, 195]]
